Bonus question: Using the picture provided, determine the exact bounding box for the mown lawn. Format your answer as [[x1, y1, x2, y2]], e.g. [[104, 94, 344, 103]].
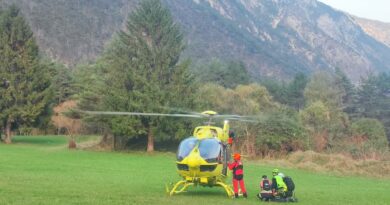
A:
[[0, 136, 389, 205]]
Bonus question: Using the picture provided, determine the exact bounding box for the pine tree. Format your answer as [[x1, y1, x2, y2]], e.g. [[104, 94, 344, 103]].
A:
[[286, 73, 308, 110], [79, 0, 195, 151], [0, 5, 54, 143], [52, 63, 75, 104], [356, 73, 390, 142], [334, 68, 357, 116], [195, 59, 251, 88]]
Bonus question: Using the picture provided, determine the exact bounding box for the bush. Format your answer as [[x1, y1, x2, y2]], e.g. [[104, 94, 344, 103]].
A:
[[349, 118, 388, 159], [255, 109, 307, 156]]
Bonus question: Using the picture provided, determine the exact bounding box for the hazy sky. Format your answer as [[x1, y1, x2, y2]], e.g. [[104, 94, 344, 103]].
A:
[[318, 0, 390, 22]]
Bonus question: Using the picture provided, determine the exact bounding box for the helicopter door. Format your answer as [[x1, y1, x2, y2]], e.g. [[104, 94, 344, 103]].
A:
[[222, 144, 231, 176]]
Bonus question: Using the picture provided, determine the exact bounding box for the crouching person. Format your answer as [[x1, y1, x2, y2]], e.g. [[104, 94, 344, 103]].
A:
[[257, 175, 273, 201], [271, 169, 288, 198], [271, 169, 297, 202]]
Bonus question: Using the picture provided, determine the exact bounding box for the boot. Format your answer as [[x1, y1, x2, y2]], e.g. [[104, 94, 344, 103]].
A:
[[234, 193, 239, 198], [243, 192, 248, 198]]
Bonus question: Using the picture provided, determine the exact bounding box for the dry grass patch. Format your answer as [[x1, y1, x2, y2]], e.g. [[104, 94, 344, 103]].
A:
[[260, 150, 390, 178]]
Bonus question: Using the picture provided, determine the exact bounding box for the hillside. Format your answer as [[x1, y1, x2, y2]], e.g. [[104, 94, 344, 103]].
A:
[[0, 0, 136, 65], [1, 0, 390, 81], [354, 17, 390, 48]]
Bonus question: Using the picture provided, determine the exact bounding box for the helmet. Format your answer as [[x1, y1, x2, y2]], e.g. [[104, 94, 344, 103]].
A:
[[272, 168, 279, 175], [229, 130, 235, 138], [233, 153, 241, 160]]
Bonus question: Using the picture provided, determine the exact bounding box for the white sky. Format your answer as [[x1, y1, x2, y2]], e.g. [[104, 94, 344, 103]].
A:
[[318, 0, 390, 22]]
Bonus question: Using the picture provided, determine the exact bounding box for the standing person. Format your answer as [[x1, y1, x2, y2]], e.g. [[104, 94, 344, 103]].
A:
[[228, 130, 235, 145], [228, 153, 247, 198], [271, 169, 287, 198]]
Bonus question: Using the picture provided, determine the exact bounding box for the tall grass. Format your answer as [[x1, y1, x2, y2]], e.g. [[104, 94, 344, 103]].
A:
[[261, 150, 390, 178], [0, 136, 389, 205]]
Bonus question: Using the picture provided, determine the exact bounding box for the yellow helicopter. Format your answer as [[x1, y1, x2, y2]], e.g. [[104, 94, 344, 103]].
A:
[[79, 109, 251, 197], [167, 110, 235, 197]]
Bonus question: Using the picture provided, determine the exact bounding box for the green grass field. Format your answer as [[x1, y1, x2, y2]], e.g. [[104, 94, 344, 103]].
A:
[[0, 136, 389, 205]]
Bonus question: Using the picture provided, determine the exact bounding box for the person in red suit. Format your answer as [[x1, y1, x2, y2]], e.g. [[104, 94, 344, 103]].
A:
[[228, 153, 247, 198]]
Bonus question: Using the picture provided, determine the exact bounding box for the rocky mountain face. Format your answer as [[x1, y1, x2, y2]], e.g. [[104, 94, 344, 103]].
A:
[[1, 0, 136, 66], [1, 0, 390, 81], [355, 17, 390, 48]]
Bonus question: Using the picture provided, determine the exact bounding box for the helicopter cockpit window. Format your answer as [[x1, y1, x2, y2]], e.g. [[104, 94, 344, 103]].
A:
[[177, 137, 198, 161], [199, 138, 221, 163]]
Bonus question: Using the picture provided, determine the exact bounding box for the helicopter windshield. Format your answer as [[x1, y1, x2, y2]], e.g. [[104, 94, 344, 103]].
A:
[[177, 137, 198, 160], [199, 138, 221, 163]]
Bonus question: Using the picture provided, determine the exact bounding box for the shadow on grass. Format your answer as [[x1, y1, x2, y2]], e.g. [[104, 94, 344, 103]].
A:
[[12, 135, 68, 146], [180, 188, 229, 198]]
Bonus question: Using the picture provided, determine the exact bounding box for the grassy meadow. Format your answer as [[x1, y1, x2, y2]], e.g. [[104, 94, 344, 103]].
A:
[[0, 136, 389, 205]]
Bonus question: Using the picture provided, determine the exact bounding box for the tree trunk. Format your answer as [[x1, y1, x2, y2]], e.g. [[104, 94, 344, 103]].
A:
[[100, 133, 114, 150], [4, 118, 12, 144], [244, 126, 255, 157], [68, 138, 77, 149], [147, 126, 154, 152]]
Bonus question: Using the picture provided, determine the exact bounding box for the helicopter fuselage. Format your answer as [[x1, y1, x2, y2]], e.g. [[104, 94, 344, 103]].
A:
[[175, 124, 231, 186]]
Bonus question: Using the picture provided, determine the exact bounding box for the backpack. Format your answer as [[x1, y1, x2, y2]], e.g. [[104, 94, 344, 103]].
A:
[[283, 176, 295, 192], [262, 179, 271, 191]]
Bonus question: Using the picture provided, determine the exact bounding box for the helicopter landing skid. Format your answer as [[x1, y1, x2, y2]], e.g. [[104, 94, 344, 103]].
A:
[[166, 180, 234, 198], [216, 181, 234, 198], [166, 180, 194, 196]]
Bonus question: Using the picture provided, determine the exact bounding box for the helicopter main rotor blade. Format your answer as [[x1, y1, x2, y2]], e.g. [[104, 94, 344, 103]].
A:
[[159, 106, 203, 116], [226, 118, 260, 123], [211, 114, 240, 119], [158, 107, 260, 121], [76, 109, 263, 123], [78, 110, 203, 118], [214, 114, 260, 121], [160, 107, 245, 119]]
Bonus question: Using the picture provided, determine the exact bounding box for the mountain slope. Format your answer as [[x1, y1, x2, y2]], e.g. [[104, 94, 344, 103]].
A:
[[354, 17, 390, 48], [1, 0, 136, 65], [165, 0, 390, 81], [1, 0, 389, 81]]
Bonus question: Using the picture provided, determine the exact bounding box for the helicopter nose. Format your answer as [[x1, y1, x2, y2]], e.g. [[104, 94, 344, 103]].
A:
[[187, 148, 201, 168]]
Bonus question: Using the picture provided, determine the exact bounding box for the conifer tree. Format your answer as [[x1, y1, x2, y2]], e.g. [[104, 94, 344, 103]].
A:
[[195, 59, 251, 88], [356, 73, 390, 142], [0, 5, 53, 143], [286, 73, 308, 110], [79, 0, 195, 151], [334, 68, 357, 116], [52, 63, 75, 104]]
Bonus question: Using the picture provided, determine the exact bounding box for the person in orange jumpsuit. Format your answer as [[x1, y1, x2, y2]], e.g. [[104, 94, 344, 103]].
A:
[[228, 153, 247, 198]]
